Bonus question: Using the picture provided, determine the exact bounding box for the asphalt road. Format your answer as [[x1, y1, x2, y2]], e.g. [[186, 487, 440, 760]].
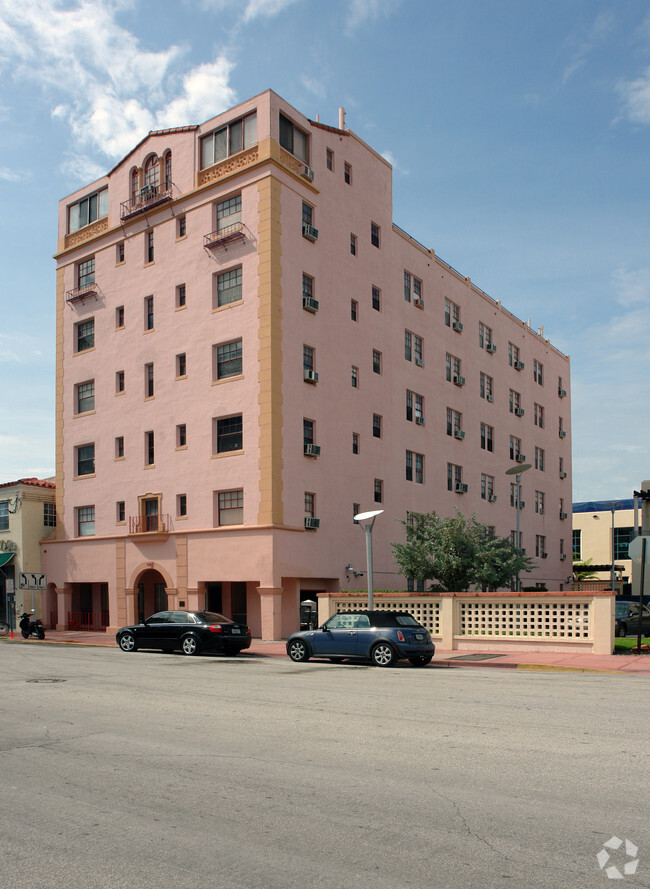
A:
[[1, 645, 648, 889]]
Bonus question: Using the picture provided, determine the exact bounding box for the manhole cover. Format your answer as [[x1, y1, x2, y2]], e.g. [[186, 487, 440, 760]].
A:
[[450, 654, 504, 661], [26, 678, 66, 683]]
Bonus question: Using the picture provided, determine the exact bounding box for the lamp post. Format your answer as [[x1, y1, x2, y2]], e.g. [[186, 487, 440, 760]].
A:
[[505, 463, 531, 591], [608, 503, 616, 594], [353, 509, 384, 610]]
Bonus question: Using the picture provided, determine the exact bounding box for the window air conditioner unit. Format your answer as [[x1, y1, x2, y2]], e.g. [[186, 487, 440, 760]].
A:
[[452, 321, 463, 332], [486, 343, 497, 353], [559, 430, 567, 438], [413, 298, 424, 308], [304, 369, 319, 383], [455, 483, 468, 494], [304, 517, 320, 529], [301, 165, 314, 181], [454, 429, 465, 440], [538, 508, 544, 515], [559, 512, 568, 520], [140, 185, 157, 198], [515, 407, 525, 417], [304, 443, 321, 457], [415, 416, 425, 426], [558, 388, 567, 398], [559, 472, 567, 479], [302, 223, 319, 241], [453, 374, 465, 386], [302, 296, 319, 313], [560, 554, 567, 561], [516, 454, 526, 463], [518, 501, 526, 509], [414, 357, 423, 367], [514, 360, 525, 370], [541, 553, 548, 559], [488, 494, 497, 502], [486, 394, 494, 403]]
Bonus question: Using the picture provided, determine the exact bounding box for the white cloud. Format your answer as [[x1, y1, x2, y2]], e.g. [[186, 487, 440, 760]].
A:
[[300, 75, 326, 101], [0, 166, 24, 182], [612, 266, 650, 308], [380, 150, 408, 175], [157, 56, 237, 128], [346, 0, 401, 33], [616, 68, 650, 124], [562, 11, 614, 83], [242, 0, 300, 21]]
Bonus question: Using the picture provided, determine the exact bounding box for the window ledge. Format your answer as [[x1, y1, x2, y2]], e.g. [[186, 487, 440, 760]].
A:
[[175, 445, 188, 452], [74, 473, 96, 481], [74, 409, 96, 418], [175, 374, 188, 382], [74, 347, 96, 357], [212, 374, 244, 386], [212, 300, 243, 314], [212, 450, 244, 459]]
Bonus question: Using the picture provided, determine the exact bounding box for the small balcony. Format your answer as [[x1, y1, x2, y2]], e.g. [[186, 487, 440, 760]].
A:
[[128, 514, 171, 537], [120, 185, 172, 220], [66, 282, 101, 304], [204, 222, 246, 250]]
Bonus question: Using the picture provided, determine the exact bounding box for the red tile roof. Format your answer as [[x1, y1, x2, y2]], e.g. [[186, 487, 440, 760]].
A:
[[0, 477, 55, 490]]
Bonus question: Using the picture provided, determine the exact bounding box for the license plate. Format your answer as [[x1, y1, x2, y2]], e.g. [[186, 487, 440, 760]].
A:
[[231, 628, 241, 634]]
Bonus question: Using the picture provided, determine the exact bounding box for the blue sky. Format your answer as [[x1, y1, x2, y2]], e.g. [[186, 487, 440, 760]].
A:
[[1, 0, 649, 501]]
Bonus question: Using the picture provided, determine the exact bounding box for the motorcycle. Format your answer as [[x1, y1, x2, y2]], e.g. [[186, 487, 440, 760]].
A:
[[19, 611, 45, 640]]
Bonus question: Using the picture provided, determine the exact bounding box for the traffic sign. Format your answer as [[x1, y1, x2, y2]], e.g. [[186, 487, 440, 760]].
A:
[[18, 573, 47, 590]]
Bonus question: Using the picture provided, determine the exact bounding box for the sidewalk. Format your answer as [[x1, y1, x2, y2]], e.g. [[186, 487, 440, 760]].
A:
[[3, 628, 650, 674]]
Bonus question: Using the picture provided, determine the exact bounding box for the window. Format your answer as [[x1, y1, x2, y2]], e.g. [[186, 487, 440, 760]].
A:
[[214, 415, 242, 454], [351, 299, 358, 321], [446, 408, 462, 437], [76, 443, 95, 476], [559, 417, 565, 437], [176, 353, 186, 378], [216, 267, 242, 307], [508, 343, 520, 367], [351, 366, 358, 388], [303, 345, 315, 373], [372, 350, 382, 374], [115, 306, 124, 328], [534, 360, 544, 385], [218, 489, 243, 526], [303, 418, 314, 447], [344, 162, 352, 184], [216, 195, 242, 232], [0, 501, 8, 531], [177, 215, 186, 238], [116, 242, 125, 264], [353, 503, 361, 523], [279, 112, 308, 162], [116, 370, 125, 394], [75, 380, 94, 414], [201, 112, 257, 168], [480, 372, 494, 400], [304, 492, 315, 518], [144, 154, 159, 190], [536, 535, 546, 558], [509, 390, 521, 413], [511, 530, 522, 550], [374, 479, 383, 503], [534, 403, 544, 428], [509, 436, 522, 460], [117, 501, 125, 523], [68, 188, 108, 233], [75, 319, 94, 352], [415, 393, 424, 423], [480, 423, 494, 452], [144, 296, 154, 331], [510, 483, 519, 508], [145, 362, 154, 398], [404, 271, 422, 303], [77, 258, 95, 289], [176, 424, 187, 448], [444, 299, 460, 328], [406, 451, 424, 483], [145, 431, 155, 466], [215, 339, 243, 379], [414, 335, 423, 365], [352, 432, 359, 454], [371, 286, 381, 311], [145, 231, 154, 264], [446, 353, 461, 382], [573, 529, 581, 560], [43, 502, 56, 527], [535, 446, 545, 471], [77, 505, 95, 537], [479, 322, 493, 349], [350, 234, 357, 255], [614, 527, 637, 560], [115, 436, 124, 459], [302, 202, 313, 227], [559, 456, 565, 476], [372, 414, 382, 438], [447, 463, 463, 491], [481, 474, 495, 501], [370, 222, 380, 247], [176, 284, 186, 308], [177, 494, 187, 518], [406, 390, 413, 421], [405, 331, 412, 361], [535, 491, 545, 514], [326, 148, 334, 170], [164, 150, 172, 189]]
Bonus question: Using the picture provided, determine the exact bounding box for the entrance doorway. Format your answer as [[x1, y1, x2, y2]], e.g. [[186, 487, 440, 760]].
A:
[[136, 569, 167, 622]]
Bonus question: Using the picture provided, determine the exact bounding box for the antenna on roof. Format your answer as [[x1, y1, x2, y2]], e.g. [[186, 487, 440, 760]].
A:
[[339, 107, 346, 130]]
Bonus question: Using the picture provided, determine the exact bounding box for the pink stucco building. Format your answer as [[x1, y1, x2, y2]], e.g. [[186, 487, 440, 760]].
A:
[[43, 89, 572, 639]]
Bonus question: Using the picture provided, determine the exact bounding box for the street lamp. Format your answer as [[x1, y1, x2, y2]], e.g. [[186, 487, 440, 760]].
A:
[[354, 509, 384, 610], [505, 463, 532, 591]]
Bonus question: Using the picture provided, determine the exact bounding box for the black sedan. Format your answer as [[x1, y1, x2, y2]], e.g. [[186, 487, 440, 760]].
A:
[[116, 610, 251, 656], [615, 601, 650, 638]]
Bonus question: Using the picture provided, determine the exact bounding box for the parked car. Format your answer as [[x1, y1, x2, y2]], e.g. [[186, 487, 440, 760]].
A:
[[615, 601, 650, 638], [116, 610, 251, 656], [286, 610, 435, 667]]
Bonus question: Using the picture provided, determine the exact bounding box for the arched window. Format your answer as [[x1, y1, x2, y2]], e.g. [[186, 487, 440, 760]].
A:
[[144, 155, 159, 191], [130, 168, 139, 203], [164, 150, 172, 191]]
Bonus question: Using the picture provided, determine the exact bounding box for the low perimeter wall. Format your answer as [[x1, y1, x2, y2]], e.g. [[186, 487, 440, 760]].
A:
[[317, 591, 615, 655]]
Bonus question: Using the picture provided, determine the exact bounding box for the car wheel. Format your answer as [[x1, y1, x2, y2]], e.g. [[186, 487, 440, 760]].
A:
[[181, 635, 201, 656], [371, 642, 397, 667], [409, 655, 433, 666], [287, 639, 310, 662], [617, 623, 627, 638], [118, 632, 137, 652]]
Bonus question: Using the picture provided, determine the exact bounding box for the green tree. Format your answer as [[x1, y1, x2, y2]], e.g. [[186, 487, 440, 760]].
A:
[[392, 509, 532, 592], [572, 558, 598, 582]]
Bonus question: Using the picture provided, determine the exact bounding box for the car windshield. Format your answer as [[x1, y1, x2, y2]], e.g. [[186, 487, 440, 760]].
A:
[[196, 611, 233, 624]]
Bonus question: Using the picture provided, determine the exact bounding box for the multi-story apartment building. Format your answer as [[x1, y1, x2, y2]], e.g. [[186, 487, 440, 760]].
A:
[[43, 89, 571, 639]]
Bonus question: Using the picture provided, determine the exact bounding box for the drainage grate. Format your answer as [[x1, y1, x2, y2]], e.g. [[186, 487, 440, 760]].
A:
[[26, 678, 66, 683], [449, 654, 504, 661]]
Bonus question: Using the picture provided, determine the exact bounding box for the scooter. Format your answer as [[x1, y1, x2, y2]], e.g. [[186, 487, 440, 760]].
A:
[[19, 611, 45, 640]]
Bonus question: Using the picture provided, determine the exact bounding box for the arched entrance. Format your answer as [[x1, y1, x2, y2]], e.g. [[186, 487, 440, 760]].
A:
[[135, 568, 167, 623]]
